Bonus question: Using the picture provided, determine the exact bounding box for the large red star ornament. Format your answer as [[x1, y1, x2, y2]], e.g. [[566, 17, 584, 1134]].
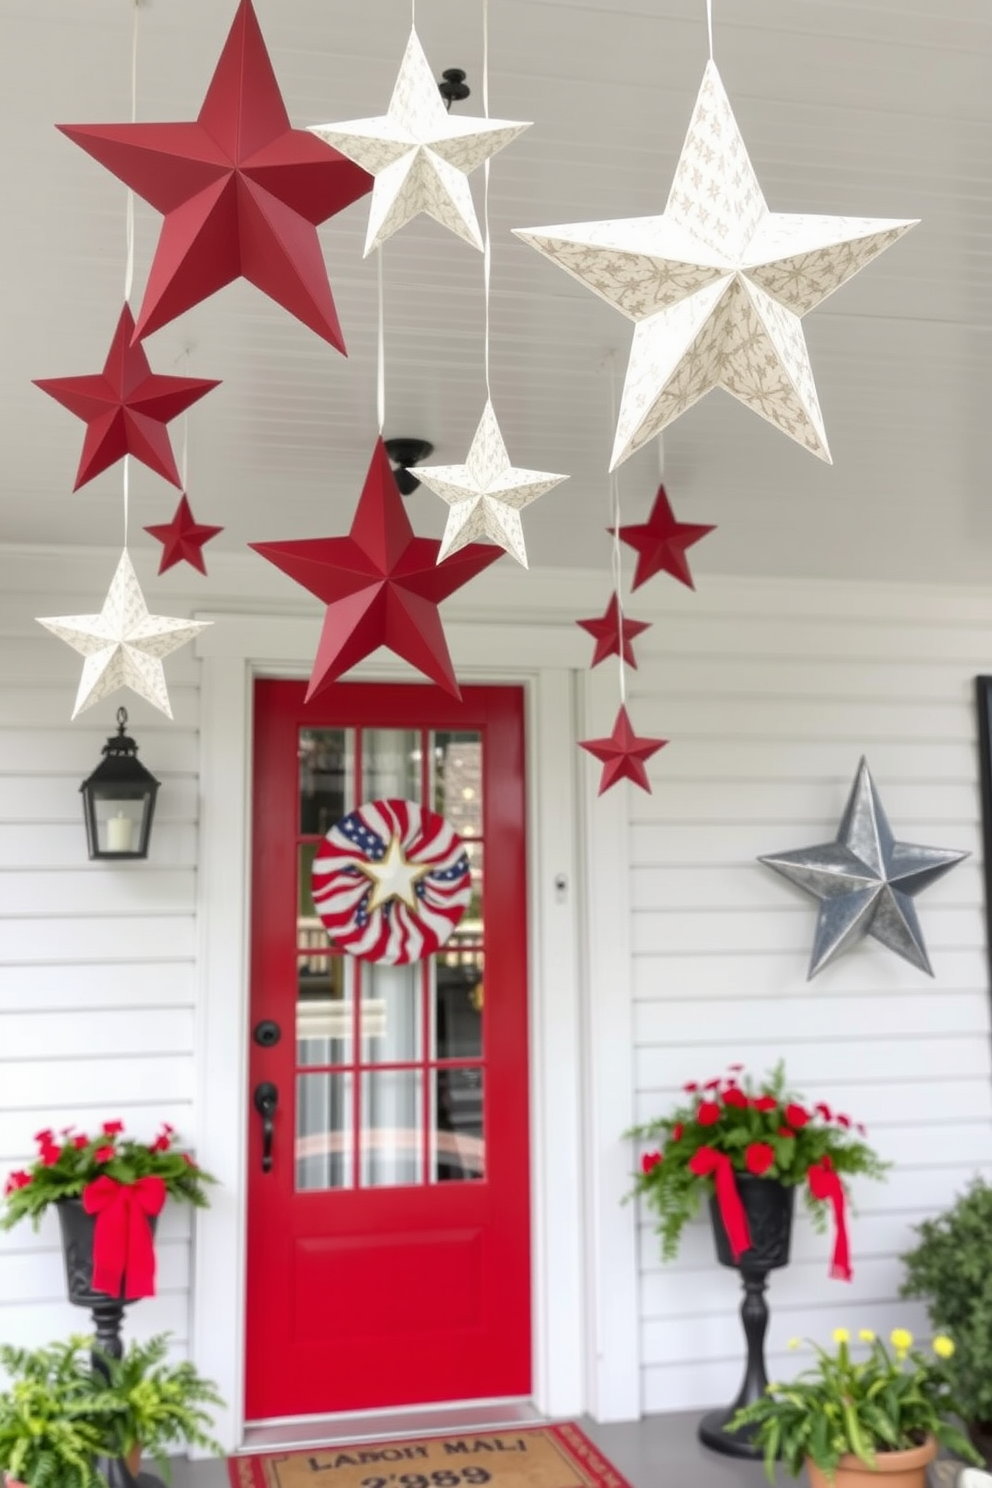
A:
[[251, 440, 503, 701], [145, 494, 224, 575], [576, 592, 651, 668], [580, 705, 667, 795], [34, 303, 219, 491], [58, 0, 372, 349], [609, 484, 715, 591]]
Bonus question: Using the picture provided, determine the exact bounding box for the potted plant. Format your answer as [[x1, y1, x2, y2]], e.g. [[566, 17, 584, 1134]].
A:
[[899, 1177, 992, 1465], [1, 1122, 215, 1308], [95, 1332, 224, 1479], [627, 1062, 888, 1457], [0, 1335, 124, 1488], [727, 1326, 982, 1486]]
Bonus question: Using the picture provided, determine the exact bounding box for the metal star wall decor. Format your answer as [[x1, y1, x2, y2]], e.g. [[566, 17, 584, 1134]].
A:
[[309, 28, 530, 253], [37, 549, 211, 719], [759, 757, 968, 978], [514, 61, 917, 468], [580, 705, 667, 795], [415, 401, 568, 567]]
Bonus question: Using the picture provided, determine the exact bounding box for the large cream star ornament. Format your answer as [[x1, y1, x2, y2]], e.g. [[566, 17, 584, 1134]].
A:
[[309, 28, 530, 253], [37, 549, 211, 719], [357, 833, 431, 913], [415, 401, 568, 567], [514, 61, 917, 468]]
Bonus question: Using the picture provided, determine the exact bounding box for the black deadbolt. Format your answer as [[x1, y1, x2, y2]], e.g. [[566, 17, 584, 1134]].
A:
[[253, 1019, 281, 1048]]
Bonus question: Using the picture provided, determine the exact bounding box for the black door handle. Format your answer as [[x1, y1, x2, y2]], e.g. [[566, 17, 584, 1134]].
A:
[[253, 1081, 278, 1173]]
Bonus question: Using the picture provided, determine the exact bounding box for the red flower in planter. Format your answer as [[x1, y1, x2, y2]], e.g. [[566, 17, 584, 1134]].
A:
[[684, 1081, 698, 1092], [753, 1095, 778, 1113], [72, 1135, 89, 1150], [778, 1126, 795, 1139], [698, 1101, 722, 1125], [33, 1129, 55, 1147], [745, 1143, 775, 1176], [785, 1103, 809, 1128], [101, 1120, 125, 1136], [837, 1114, 851, 1128], [94, 1146, 115, 1162], [3, 1171, 31, 1197], [150, 1135, 172, 1154], [704, 1078, 721, 1090], [722, 1088, 748, 1109], [641, 1151, 662, 1175], [815, 1102, 832, 1121], [40, 1143, 61, 1167], [672, 1123, 684, 1142]]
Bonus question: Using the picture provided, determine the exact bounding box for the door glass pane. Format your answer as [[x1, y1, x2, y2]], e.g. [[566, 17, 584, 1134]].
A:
[[360, 1070, 423, 1187], [299, 729, 348, 835], [435, 956, 483, 1059], [298, 842, 333, 955], [296, 1072, 353, 1190], [362, 962, 420, 1064], [433, 732, 482, 830], [362, 729, 420, 802], [434, 1069, 484, 1182], [297, 956, 351, 1066]]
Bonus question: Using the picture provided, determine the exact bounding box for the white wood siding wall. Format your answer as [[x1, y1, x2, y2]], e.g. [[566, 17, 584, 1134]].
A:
[[626, 579, 992, 1413], [0, 552, 201, 1360]]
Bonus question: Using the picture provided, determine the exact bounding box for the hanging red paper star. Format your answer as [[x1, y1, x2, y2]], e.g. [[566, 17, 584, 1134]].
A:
[[251, 439, 503, 700], [34, 303, 219, 491], [576, 592, 651, 668], [59, 0, 371, 349], [609, 483, 715, 591], [145, 494, 224, 575], [580, 705, 667, 795]]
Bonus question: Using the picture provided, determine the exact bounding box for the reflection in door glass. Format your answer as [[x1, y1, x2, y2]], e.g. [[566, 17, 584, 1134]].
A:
[[434, 1069, 484, 1182], [297, 955, 351, 1068], [435, 953, 483, 1059], [296, 1072, 353, 1190], [362, 962, 420, 1064], [359, 1070, 423, 1187], [299, 729, 348, 835], [362, 729, 421, 802]]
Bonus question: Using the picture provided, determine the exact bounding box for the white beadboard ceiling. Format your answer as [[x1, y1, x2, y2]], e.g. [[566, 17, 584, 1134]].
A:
[[1, 0, 990, 585]]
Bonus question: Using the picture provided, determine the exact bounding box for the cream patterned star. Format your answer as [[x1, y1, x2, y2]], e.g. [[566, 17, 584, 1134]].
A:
[[415, 401, 568, 567], [37, 549, 211, 719], [514, 61, 917, 468], [358, 833, 431, 912], [309, 28, 530, 253]]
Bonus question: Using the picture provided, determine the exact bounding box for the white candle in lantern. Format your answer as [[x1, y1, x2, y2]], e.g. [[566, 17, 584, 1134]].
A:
[[106, 813, 134, 853]]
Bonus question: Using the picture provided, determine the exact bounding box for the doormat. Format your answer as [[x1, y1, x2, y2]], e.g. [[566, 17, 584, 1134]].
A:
[[228, 1423, 633, 1488]]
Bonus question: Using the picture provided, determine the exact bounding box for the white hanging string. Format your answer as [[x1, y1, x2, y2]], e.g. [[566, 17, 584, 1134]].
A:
[[411, 0, 416, 27], [181, 351, 190, 491], [706, 0, 714, 60], [482, 0, 492, 403], [657, 433, 666, 480], [123, 456, 130, 547], [376, 245, 385, 434], [124, 0, 139, 303], [607, 355, 626, 707]]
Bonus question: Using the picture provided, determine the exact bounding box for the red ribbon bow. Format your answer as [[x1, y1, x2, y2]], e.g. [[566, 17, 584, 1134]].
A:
[[82, 1175, 166, 1299], [689, 1146, 751, 1261], [807, 1159, 852, 1281]]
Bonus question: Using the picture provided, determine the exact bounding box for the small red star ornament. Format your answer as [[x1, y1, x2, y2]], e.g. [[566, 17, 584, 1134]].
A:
[[580, 705, 667, 795], [576, 592, 651, 668], [251, 439, 503, 701], [34, 303, 219, 491], [609, 483, 715, 591], [59, 0, 371, 348], [145, 494, 224, 575]]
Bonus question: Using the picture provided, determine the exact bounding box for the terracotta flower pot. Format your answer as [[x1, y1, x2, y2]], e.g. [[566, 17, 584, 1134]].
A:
[[806, 1436, 937, 1488]]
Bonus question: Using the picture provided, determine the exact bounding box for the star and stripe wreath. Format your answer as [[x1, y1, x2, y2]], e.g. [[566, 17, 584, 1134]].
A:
[[311, 798, 472, 966]]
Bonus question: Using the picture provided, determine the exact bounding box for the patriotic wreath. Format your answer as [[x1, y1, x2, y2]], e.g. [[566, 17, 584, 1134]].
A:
[[311, 797, 472, 965]]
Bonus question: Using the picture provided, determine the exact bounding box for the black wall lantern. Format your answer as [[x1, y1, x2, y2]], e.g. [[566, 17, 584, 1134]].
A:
[[80, 707, 160, 860]]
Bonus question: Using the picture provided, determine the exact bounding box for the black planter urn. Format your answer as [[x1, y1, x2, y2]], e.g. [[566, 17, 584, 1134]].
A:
[[697, 1175, 795, 1460], [55, 1198, 159, 1369]]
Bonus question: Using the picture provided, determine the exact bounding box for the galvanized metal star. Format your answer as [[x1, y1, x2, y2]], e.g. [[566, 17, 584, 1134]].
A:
[[759, 757, 968, 978]]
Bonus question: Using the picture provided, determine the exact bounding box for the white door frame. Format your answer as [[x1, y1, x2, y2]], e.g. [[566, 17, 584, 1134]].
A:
[[188, 611, 639, 1450]]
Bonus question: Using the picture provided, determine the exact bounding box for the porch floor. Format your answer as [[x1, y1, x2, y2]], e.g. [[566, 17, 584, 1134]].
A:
[[165, 1412, 772, 1487]]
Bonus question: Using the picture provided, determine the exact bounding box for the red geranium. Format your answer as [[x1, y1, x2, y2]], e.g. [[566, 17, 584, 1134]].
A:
[[785, 1103, 809, 1128], [101, 1120, 125, 1136], [722, 1088, 748, 1109], [753, 1095, 778, 1113], [778, 1126, 796, 1139], [3, 1171, 31, 1197], [672, 1123, 684, 1142], [641, 1151, 662, 1175], [698, 1101, 722, 1126], [745, 1143, 775, 1176]]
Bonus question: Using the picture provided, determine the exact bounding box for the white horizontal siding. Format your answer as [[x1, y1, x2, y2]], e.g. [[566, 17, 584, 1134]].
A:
[[626, 579, 992, 1414], [0, 585, 200, 1361]]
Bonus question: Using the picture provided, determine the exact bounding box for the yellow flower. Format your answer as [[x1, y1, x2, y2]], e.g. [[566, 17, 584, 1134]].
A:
[[890, 1328, 914, 1353], [833, 1328, 850, 1345], [933, 1336, 955, 1360], [859, 1330, 876, 1343], [788, 1337, 801, 1351]]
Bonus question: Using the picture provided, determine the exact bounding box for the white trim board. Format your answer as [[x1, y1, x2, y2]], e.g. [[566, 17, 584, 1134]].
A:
[[190, 614, 640, 1451]]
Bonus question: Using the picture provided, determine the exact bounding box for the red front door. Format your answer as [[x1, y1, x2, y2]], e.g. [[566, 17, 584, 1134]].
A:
[[245, 681, 531, 1421]]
